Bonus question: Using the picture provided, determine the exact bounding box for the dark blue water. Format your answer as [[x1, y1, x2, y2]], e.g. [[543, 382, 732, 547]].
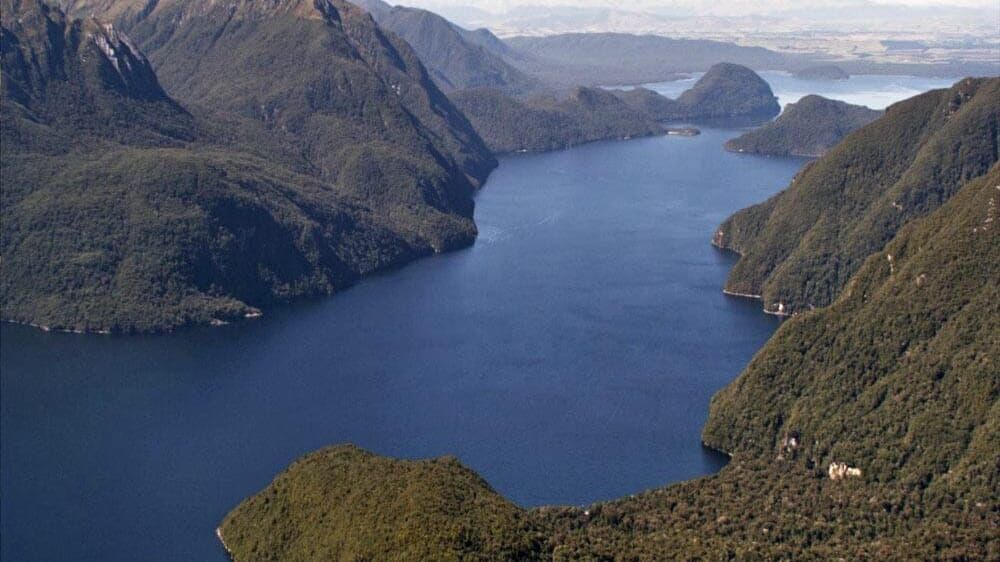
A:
[[1, 128, 803, 561]]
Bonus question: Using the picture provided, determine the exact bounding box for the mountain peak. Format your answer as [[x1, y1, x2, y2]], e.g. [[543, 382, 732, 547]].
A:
[[2, 0, 168, 103], [61, 0, 356, 24]]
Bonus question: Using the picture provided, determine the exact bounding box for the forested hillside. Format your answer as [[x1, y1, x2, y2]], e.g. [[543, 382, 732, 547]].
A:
[[2, 0, 496, 332], [452, 87, 665, 153], [715, 78, 999, 315]]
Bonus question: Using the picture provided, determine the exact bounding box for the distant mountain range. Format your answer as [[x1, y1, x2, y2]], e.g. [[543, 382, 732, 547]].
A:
[[344, 2, 782, 152], [506, 32, 790, 87], [219, 75, 1000, 562], [348, 0, 540, 94], [3, 0, 494, 332], [725, 95, 882, 157]]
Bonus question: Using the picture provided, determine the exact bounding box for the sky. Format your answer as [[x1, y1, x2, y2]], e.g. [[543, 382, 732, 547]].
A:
[[402, 0, 997, 12], [396, 0, 999, 36]]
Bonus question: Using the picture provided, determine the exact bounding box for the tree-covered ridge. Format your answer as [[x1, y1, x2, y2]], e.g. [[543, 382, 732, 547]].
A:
[[1, 0, 496, 332], [614, 63, 781, 124], [703, 163, 1000, 493], [451, 86, 666, 154], [715, 77, 999, 315], [83, 0, 496, 191], [219, 445, 547, 562], [725, 95, 882, 157], [348, 0, 540, 95]]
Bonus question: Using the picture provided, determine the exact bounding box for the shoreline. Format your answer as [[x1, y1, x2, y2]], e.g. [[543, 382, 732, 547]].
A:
[[216, 527, 233, 560], [722, 288, 762, 299]]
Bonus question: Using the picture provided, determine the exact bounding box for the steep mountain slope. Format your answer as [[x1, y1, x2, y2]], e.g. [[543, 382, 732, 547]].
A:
[[1, 0, 496, 332], [704, 164, 1000, 488], [221, 158, 999, 562], [73, 0, 496, 190], [725, 95, 883, 157], [451, 86, 665, 153], [715, 77, 999, 314], [349, 0, 539, 94], [615, 63, 781, 124]]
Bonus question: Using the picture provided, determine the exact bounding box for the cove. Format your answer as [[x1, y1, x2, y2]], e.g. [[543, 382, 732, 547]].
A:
[[1, 127, 801, 561]]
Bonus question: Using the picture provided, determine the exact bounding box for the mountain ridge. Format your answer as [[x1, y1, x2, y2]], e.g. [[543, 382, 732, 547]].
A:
[[714, 77, 999, 315], [2, 0, 498, 332]]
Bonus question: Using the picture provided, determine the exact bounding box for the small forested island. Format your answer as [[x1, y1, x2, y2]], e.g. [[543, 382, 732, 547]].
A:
[[792, 64, 850, 80], [725, 95, 882, 157], [614, 62, 782, 124], [219, 77, 999, 561]]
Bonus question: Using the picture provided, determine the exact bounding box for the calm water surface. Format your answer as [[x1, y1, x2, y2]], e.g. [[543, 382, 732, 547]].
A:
[[0, 125, 817, 561]]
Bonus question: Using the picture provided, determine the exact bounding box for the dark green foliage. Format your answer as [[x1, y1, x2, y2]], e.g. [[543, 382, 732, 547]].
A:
[[615, 63, 781, 124], [1, 0, 497, 332], [716, 77, 999, 314], [219, 445, 548, 562], [705, 165, 1000, 487], [452, 87, 665, 154], [725, 95, 882, 157], [348, 0, 540, 95]]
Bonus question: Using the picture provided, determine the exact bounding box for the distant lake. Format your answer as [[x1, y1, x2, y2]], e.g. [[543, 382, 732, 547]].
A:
[[0, 75, 942, 561], [628, 71, 958, 110]]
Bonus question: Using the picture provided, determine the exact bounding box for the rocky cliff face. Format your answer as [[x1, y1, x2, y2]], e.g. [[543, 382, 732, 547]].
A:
[[1, 0, 497, 332]]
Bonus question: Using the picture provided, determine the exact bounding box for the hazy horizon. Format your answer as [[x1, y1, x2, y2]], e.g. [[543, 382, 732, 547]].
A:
[[392, 0, 1000, 38]]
